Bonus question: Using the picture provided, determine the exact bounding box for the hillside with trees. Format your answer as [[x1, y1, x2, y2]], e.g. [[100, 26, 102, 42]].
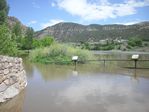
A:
[[0, 0, 35, 56], [35, 22, 149, 42]]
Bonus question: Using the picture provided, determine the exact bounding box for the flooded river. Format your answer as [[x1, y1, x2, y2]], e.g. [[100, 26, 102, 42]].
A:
[[0, 51, 149, 112]]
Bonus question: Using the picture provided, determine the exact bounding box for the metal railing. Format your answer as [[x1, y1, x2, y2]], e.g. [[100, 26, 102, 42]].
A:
[[44, 59, 149, 69]]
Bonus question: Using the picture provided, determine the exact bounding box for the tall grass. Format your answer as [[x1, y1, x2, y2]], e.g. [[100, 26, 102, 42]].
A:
[[29, 43, 95, 64]]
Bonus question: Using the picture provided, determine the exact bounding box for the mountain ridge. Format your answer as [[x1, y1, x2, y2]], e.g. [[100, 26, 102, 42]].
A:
[[35, 21, 149, 42], [7, 16, 149, 42]]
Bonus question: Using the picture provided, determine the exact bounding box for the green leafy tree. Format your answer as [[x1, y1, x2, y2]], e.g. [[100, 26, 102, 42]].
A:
[[32, 36, 54, 49], [12, 22, 23, 48], [0, 25, 18, 56], [0, 0, 18, 56], [41, 36, 54, 47], [32, 39, 42, 48], [0, 0, 9, 25], [22, 27, 34, 50]]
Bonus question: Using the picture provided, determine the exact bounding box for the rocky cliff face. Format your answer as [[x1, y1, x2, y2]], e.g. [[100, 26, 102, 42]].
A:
[[0, 56, 27, 103], [7, 16, 28, 34], [35, 22, 149, 42]]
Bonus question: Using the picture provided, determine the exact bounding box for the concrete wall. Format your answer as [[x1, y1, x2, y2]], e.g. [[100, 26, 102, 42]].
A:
[[0, 55, 27, 103]]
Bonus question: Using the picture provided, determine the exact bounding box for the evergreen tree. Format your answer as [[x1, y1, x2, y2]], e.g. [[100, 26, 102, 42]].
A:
[[0, 0, 9, 25]]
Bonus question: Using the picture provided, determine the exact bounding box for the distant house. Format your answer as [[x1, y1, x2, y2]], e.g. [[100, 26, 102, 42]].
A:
[[99, 39, 108, 45], [113, 39, 128, 44]]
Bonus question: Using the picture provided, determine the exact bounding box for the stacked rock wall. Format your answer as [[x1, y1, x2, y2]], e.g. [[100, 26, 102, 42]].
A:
[[0, 55, 27, 103]]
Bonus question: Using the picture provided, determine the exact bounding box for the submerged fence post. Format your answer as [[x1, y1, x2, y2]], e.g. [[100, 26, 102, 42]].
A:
[[132, 54, 139, 69], [134, 60, 137, 69], [104, 59, 106, 66], [72, 56, 78, 70]]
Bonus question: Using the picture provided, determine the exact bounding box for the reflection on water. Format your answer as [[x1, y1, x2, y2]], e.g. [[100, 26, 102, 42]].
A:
[[0, 90, 25, 112], [0, 52, 149, 112], [72, 70, 78, 76]]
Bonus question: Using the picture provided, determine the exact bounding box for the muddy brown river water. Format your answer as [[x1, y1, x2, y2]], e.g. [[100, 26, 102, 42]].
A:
[[0, 51, 149, 112]]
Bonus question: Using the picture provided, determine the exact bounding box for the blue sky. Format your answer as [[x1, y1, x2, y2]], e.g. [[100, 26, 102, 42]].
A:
[[7, 0, 149, 31]]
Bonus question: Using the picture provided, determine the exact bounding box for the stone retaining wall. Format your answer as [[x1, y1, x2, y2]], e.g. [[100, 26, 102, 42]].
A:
[[0, 55, 27, 103]]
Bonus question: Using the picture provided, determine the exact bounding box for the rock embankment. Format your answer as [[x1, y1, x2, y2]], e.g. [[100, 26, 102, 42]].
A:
[[0, 55, 27, 103]]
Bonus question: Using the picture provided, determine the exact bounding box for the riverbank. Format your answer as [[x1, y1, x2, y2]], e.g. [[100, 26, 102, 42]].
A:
[[129, 46, 149, 52], [92, 50, 149, 55]]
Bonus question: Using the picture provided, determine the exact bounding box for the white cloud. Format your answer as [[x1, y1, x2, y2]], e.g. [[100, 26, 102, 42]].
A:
[[53, 0, 149, 20], [32, 2, 40, 8], [28, 20, 37, 25], [116, 21, 139, 25], [41, 19, 64, 28], [123, 22, 139, 25], [116, 20, 146, 25], [51, 2, 56, 7]]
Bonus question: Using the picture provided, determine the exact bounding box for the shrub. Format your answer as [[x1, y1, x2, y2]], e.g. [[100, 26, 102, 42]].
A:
[[41, 36, 54, 47], [29, 43, 95, 64], [32, 36, 54, 48], [32, 39, 42, 48], [128, 37, 142, 47]]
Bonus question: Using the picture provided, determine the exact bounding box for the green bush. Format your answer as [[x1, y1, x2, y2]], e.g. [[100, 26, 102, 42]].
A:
[[29, 43, 95, 64], [128, 37, 142, 47], [128, 40, 136, 47], [32, 36, 54, 49], [144, 43, 148, 46], [80, 42, 92, 50], [32, 39, 42, 48], [100, 44, 115, 50], [41, 36, 54, 47], [93, 43, 115, 50]]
